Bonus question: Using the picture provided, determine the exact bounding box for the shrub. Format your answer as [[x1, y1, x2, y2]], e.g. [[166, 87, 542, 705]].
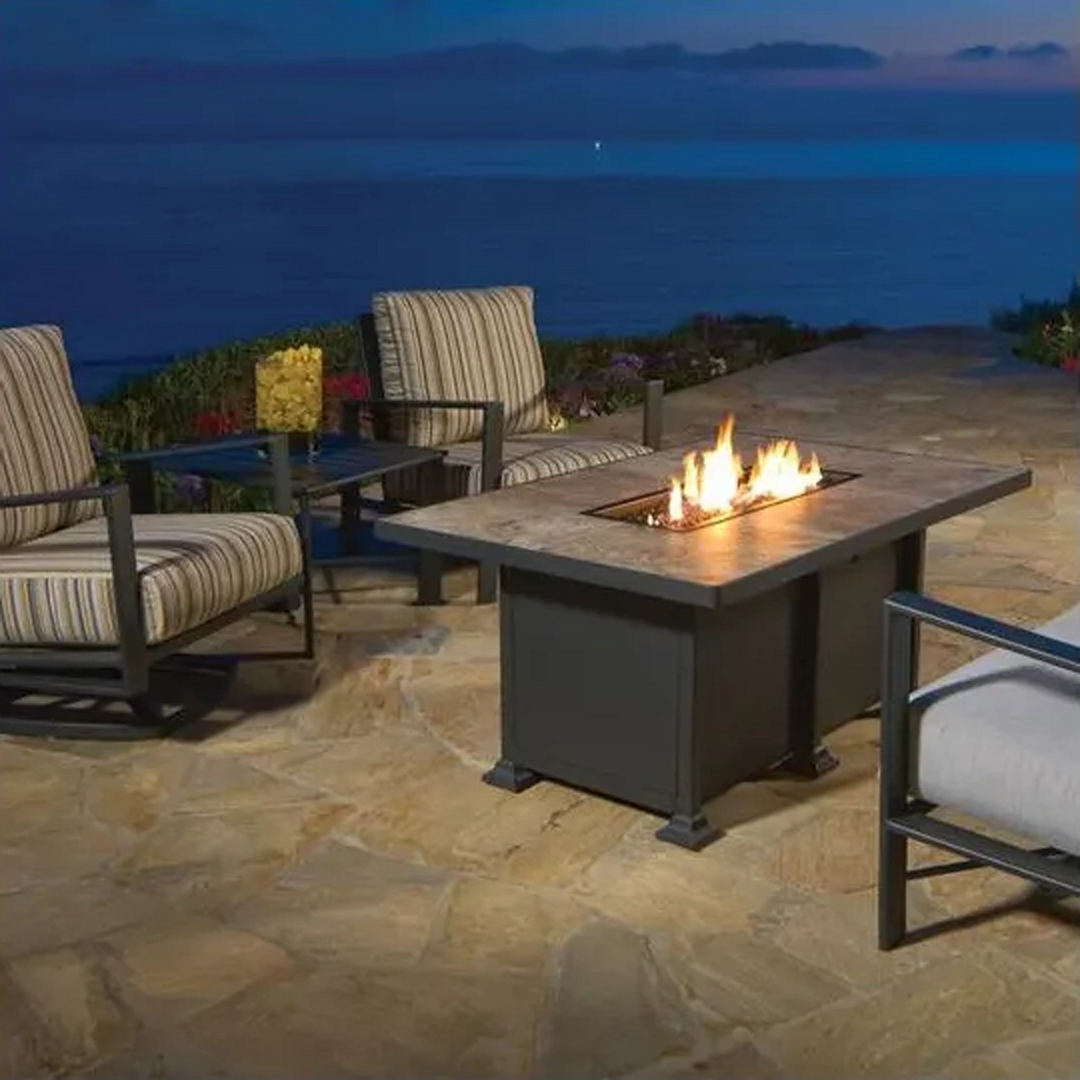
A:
[[85, 321, 360, 453], [991, 281, 1080, 369], [82, 310, 880, 509]]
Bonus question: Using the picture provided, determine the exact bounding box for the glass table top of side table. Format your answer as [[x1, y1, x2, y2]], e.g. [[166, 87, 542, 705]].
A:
[[133, 434, 445, 567], [144, 434, 444, 499]]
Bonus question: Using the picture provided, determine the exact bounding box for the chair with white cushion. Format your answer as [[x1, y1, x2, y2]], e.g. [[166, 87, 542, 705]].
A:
[[350, 286, 664, 603], [878, 592, 1080, 949], [0, 324, 314, 738]]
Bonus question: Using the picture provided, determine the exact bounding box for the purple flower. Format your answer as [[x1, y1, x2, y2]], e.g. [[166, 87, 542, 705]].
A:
[[176, 473, 206, 501], [89, 434, 104, 458], [606, 352, 645, 383]]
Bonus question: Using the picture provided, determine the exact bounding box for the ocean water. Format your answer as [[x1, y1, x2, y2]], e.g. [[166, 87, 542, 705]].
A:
[[0, 73, 1076, 399]]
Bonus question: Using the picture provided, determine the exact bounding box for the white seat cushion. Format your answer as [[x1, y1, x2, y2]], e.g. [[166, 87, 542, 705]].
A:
[[910, 602, 1080, 857]]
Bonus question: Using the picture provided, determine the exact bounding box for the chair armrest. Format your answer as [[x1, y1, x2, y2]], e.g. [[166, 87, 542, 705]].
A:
[[103, 432, 286, 465], [885, 591, 1080, 676], [0, 484, 120, 510], [341, 399, 506, 494]]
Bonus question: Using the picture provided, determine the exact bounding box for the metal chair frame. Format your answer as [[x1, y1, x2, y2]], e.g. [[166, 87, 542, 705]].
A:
[[879, 590, 1080, 950], [0, 433, 315, 738]]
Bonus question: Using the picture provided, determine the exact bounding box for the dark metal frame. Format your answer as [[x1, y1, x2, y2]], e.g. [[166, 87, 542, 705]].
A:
[[483, 530, 925, 850], [142, 432, 448, 606], [879, 590, 1080, 950], [353, 311, 665, 604], [0, 432, 315, 739]]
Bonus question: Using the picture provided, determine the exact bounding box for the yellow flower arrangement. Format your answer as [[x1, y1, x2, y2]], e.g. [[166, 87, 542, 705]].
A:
[[255, 345, 323, 433]]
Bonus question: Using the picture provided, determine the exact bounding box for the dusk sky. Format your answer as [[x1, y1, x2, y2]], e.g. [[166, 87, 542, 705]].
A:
[[2, 0, 1078, 68]]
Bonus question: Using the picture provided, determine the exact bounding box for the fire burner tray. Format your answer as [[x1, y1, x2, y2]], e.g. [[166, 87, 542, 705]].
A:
[[584, 469, 861, 532]]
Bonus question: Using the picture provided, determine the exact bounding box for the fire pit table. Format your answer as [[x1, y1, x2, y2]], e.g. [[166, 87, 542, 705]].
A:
[[375, 423, 1030, 849]]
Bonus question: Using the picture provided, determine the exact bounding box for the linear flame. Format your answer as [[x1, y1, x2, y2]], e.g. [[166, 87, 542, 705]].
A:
[[666, 416, 822, 525]]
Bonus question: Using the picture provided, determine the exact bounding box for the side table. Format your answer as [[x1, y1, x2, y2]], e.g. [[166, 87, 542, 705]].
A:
[[121, 434, 447, 604]]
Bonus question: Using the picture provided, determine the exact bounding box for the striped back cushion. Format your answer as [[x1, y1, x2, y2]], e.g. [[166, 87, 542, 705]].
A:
[[0, 325, 102, 548], [372, 286, 550, 447]]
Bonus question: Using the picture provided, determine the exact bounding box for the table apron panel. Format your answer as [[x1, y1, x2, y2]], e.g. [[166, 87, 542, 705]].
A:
[[498, 534, 920, 817], [500, 569, 689, 811]]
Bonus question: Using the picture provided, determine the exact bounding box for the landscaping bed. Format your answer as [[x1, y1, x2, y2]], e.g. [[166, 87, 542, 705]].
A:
[[83, 312, 878, 511], [992, 280, 1080, 374], [83, 278, 1079, 513]]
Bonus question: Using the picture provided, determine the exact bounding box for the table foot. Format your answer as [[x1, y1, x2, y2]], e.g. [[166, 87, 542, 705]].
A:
[[783, 744, 840, 779], [655, 812, 722, 851], [482, 759, 541, 793]]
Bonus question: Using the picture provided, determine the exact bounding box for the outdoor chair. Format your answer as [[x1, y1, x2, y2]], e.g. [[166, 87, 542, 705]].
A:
[[0, 324, 314, 739], [878, 591, 1080, 949], [351, 285, 664, 603]]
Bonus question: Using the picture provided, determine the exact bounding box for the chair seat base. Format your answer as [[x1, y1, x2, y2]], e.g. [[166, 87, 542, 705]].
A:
[[0, 693, 182, 741]]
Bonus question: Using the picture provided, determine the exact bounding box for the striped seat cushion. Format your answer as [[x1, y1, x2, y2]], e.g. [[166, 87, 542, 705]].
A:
[[385, 434, 654, 503], [372, 286, 550, 447], [0, 325, 102, 548], [0, 513, 302, 647]]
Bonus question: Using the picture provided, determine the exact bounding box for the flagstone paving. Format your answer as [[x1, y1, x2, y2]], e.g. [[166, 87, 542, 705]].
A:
[[1, 327, 1077, 1079]]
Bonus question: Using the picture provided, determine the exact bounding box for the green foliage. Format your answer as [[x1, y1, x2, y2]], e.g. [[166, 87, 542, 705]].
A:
[[1021, 308, 1080, 367], [990, 281, 1080, 334], [990, 281, 1080, 367], [82, 310, 879, 510], [85, 321, 360, 453]]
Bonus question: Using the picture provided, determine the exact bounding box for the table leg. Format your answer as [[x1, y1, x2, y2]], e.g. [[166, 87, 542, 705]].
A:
[[413, 456, 446, 606], [340, 482, 361, 556], [477, 563, 498, 604], [784, 572, 840, 778], [269, 433, 292, 517], [416, 550, 444, 606]]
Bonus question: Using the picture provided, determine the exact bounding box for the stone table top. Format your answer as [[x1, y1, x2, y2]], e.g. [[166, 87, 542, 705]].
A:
[[376, 432, 1031, 608]]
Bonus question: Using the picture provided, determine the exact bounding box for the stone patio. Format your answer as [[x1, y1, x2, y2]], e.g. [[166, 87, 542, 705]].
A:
[[1, 327, 1077, 1080]]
